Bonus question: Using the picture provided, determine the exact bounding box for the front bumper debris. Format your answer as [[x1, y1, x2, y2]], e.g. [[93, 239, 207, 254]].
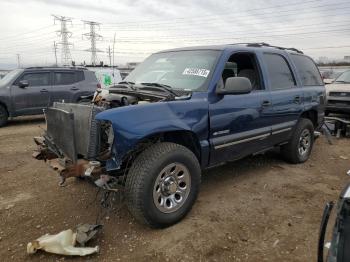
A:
[[33, 142, 103, 186]]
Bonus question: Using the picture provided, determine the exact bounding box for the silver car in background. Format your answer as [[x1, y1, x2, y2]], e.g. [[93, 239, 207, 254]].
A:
[[326, 70, 350, 115]]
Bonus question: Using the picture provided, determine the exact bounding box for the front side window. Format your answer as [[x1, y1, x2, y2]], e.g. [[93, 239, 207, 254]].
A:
[[54, 72, 76, 85], [291, 54, 323, 86], [222, 52, 263, 90], [124, 50, 220, 91], [20, 72, 50, 86], [263, 53, 296, 90]]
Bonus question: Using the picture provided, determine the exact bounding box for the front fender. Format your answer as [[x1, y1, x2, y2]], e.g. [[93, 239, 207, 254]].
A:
[[95, 92, 209, 169]]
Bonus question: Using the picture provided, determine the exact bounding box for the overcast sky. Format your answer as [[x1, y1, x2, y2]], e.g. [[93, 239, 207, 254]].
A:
[[0, 0, 349, 68]]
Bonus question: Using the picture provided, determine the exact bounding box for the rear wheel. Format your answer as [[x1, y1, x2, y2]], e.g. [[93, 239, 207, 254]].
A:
[[125, 142, 201, 228], [0, 104, 8, 127], [281, 118, 314, 164]]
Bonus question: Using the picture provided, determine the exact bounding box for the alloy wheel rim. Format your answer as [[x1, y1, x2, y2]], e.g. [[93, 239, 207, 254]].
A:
[[298, 129, 311, 156], [153, 162, 191, 213]]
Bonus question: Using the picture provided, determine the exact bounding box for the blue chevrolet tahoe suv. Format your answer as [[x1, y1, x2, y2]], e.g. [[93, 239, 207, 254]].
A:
[[34, 43, 325, 228]]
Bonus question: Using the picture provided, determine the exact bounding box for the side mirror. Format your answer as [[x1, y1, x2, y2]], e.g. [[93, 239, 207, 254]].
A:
[[18, 80, 29, 88], [216, 77, 252, 95]]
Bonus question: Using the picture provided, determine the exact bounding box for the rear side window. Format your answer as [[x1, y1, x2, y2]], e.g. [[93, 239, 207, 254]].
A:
[[76, 71, 85, 81], [263, 53, 296, 90], [54, 72, 76, 85], [291, 54, 323, 86], [20, 72, 50, 86]]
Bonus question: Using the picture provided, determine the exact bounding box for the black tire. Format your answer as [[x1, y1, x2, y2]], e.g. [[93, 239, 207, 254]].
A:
[[281, 118, 314, 164], [0, 104, 8, 127], [125, 142, 201, 228]]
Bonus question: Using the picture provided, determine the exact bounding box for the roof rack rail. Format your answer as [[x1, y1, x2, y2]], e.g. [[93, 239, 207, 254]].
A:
[[25, 66, 88, 70], [245, 42, 304, 54]]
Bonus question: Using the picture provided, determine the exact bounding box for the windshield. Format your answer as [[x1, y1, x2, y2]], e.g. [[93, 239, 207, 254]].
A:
[[335, 70, 350, 83], [0, 69, 22, 86], [124, 50, 220, 91]]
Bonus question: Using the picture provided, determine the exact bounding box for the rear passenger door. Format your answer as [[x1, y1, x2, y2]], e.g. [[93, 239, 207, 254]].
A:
[[51, 70, 82, 104], [262, 53, 303, 144]]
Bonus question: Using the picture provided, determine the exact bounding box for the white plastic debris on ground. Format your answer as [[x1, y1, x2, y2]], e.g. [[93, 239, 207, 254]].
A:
[[27, 224, 102, 256]]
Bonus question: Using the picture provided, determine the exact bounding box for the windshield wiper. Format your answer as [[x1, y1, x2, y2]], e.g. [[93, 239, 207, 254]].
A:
[[139, 82, 178, 96], [119, 81, 135, 85]]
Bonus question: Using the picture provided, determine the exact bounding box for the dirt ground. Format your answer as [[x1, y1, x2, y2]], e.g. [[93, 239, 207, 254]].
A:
[[1, 116, 350, 262]]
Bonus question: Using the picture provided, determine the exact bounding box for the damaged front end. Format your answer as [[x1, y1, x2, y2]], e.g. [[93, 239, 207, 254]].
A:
[[33, 102, 112, 187], [33, 86, 176, 189]]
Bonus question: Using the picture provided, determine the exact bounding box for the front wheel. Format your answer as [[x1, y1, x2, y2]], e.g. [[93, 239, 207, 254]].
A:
[[281, 118, 314, 164], [0, 104, 8, 127], [125, 142, 201, 228]]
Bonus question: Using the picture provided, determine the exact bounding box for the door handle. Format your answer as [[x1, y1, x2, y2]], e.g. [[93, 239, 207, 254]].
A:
[[40, 89, 48, 93], [71, 86, 79, 91], [294, 95, 302, 104], [261, 100, 271, 107]]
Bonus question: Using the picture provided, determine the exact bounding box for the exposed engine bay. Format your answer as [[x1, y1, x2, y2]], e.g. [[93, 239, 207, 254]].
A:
[[92, 85, 187, 109], [33, 85, 191, 189]]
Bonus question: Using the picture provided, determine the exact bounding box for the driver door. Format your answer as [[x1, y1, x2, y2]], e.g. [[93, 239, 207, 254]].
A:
[[11, 71, 51, 115], [209, 52, 274, 165]]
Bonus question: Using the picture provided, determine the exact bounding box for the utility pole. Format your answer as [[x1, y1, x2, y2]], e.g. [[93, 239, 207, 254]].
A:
[[112, 33, 116, 68], [52, 15, 73, 66], [82, 20, 102, 66], [16, 54, 21, 68], [107, 46, 112, 66], [53, 41, 58, 66]]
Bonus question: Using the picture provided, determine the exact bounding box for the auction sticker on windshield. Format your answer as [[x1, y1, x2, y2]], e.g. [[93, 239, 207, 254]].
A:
[[183, 68, 210, 78]]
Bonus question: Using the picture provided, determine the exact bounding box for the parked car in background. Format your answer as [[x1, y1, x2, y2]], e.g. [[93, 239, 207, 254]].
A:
[[34, 43, 325, 228], [326, 70, 350, 115], [318, 181, 350, 262], [92, 68, 123, 96], [0, 67, 99, 127], [0, 72, 8, 79]]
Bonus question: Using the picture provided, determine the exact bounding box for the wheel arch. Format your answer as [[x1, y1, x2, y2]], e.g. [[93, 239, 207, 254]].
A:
[[0, 100, 9, 115], [138, 130, 201, 163], [300, 109, 318, 128]]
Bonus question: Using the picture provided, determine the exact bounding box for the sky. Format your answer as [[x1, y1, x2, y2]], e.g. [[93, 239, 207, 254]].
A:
[[0, 0, 350, 69]]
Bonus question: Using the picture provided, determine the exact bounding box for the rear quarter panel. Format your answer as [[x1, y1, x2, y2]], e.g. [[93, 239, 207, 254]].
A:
[[302, 85, 326, 126]]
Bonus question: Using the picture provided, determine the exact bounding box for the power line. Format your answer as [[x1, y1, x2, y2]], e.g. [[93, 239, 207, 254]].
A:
[[82, 20, 102, 65], [0, 25, 54, 41], [101, 1, 350, 28], [53, 15, 73, 66]]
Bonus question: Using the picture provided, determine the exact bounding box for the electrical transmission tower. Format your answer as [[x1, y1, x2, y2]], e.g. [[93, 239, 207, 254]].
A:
[[52, 15, 73, 66], [82, 21, 102, 66]]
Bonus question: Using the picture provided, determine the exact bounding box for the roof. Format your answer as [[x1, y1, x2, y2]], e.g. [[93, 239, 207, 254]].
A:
[[24, 66, 88, 70], [157, 42, 304, 55]]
